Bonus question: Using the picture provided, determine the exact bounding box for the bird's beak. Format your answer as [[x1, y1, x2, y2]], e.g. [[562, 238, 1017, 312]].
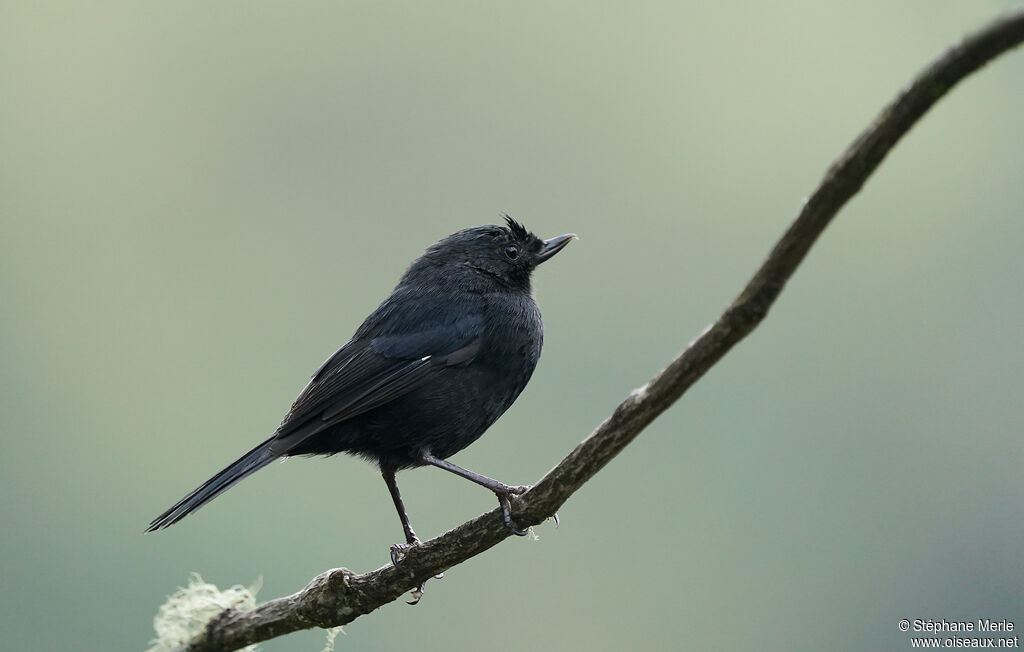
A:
[[536, 233, 577, 263]]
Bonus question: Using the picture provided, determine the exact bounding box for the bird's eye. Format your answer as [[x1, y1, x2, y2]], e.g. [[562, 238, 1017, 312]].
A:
[[504, 245, 519, 260]]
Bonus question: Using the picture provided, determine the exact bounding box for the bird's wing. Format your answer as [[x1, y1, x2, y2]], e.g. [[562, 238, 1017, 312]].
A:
[[269, 311, 484, 455]]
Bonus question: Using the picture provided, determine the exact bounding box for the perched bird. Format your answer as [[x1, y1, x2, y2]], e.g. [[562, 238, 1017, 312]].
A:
[[146, 217, 574, 560]]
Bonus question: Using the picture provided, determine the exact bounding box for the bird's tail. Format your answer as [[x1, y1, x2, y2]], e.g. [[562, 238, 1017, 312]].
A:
[[145, 435, 277, 532]]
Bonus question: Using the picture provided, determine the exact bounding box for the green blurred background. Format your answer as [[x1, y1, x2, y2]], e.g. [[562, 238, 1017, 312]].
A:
[[2, 2, 1022, 650]]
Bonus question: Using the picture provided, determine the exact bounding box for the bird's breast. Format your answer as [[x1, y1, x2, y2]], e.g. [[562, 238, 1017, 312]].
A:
[[480, 292, 543, 382]]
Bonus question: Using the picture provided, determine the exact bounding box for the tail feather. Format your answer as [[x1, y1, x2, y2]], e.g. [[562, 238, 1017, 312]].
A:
[[145, 435, 277, 532]]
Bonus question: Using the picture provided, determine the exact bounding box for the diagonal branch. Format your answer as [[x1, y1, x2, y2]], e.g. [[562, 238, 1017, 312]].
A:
[[180, 6, 1024, 651]]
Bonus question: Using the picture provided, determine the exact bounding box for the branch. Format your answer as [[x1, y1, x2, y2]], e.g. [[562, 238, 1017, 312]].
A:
[[179, 7, 1024, 650]]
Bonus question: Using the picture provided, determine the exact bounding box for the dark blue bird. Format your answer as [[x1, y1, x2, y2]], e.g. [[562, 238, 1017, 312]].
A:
[[146, 217, 574, 562]]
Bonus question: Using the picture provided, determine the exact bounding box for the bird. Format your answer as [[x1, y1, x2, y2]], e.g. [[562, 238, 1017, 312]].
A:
[[146, 216, 575, 567]]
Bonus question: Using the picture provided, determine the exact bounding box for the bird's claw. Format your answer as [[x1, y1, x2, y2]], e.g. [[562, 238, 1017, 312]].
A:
[[390, 539, 420, 568], [407, 582, 426, 605], [497, 492, 529, 536]]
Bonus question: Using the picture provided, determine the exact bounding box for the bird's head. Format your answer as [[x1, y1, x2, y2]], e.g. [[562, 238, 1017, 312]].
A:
[[410, 216, 576, 293]]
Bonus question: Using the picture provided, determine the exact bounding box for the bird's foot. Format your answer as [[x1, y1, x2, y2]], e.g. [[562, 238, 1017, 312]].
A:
[[390, 538, 420, 568], [390, 539, 445, 605], [390, 542, 427, 605], [496, 484, 531, 536]]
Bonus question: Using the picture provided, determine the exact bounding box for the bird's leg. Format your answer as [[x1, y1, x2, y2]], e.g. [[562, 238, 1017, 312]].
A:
[[418, 450, 530, 536], [383, 468, 419, 563], [383, 468, 438, 605]]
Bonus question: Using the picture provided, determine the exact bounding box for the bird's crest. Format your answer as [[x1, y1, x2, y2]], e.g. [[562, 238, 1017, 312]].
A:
[[502, 214, 531, 242]]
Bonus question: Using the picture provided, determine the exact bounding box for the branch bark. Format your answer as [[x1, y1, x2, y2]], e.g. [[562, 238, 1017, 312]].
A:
[[180, 6, 1024, 650]]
